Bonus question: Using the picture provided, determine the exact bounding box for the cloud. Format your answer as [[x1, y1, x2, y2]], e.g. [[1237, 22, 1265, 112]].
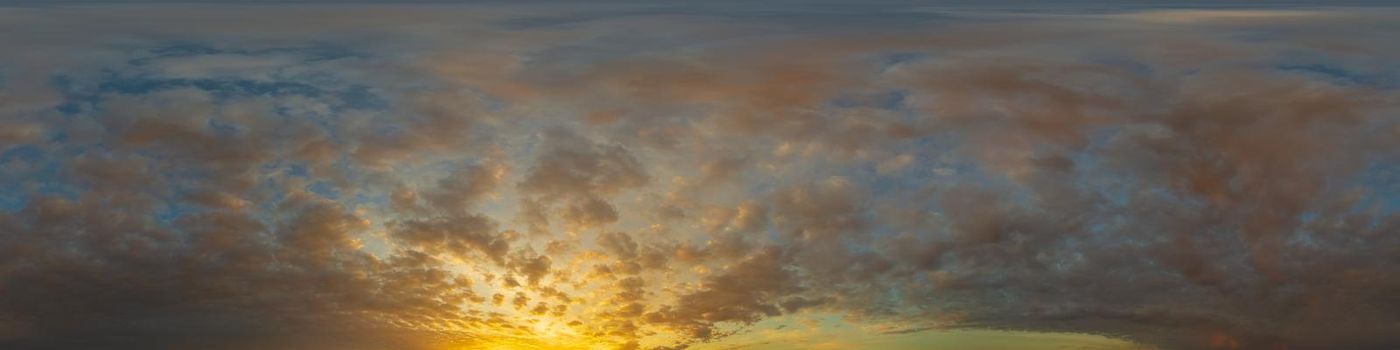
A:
[[0, 4, 1397, 350], [517, 129, 650, 233], [645, 247, 801, 342], [1115, 9, 1331, 23], [390, 214, 508, 263]]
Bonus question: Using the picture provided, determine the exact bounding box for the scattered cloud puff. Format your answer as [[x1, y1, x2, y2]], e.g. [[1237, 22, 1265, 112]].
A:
[[0, 3, 1398, 350]]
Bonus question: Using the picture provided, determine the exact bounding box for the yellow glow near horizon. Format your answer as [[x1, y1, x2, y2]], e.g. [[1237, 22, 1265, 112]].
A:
[[683, 313, 1155, 350]]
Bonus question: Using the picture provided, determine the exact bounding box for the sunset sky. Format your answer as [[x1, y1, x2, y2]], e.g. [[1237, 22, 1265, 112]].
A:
[[0, 2, 1397, 350]]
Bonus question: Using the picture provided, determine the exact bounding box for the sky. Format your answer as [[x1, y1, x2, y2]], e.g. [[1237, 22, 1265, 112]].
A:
[[0, 2, 1397, 350]]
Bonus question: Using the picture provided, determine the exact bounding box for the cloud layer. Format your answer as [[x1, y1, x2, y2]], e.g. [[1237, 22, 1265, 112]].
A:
[[0, 4, 1397, 350]]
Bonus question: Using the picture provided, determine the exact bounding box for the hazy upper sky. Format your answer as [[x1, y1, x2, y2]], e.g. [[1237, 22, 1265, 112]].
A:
[[0, 2, 1397, 350]]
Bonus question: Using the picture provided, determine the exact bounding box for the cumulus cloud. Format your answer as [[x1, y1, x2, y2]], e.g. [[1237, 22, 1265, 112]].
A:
[[0, 4, 1397, 350], [518, 129, 649, 233]]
